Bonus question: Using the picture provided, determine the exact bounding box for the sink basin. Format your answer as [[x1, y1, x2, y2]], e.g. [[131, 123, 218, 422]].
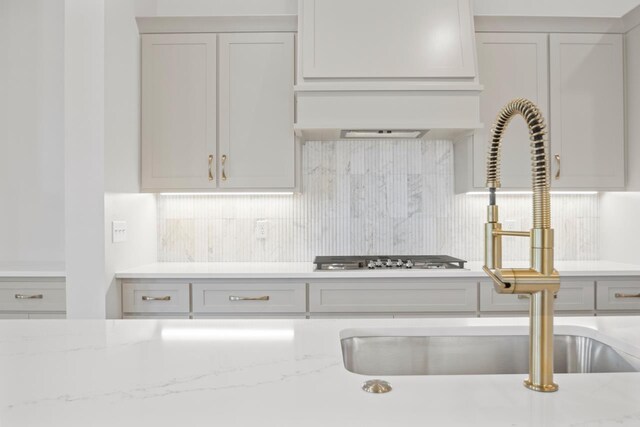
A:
[[341, 335, 639, 375]]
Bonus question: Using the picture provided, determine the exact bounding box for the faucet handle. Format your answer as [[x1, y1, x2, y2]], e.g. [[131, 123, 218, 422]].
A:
[[482, 266, 512, 293]]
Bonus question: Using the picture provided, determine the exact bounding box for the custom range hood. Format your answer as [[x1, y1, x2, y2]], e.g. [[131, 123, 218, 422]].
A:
[[294, 0, 482, 141]]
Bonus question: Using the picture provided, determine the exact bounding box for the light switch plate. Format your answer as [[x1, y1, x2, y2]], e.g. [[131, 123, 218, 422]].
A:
[[112, 221, 127, 243]]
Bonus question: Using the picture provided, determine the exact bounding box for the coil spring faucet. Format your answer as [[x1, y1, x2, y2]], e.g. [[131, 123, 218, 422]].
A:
[[482, 98, 560, 392]]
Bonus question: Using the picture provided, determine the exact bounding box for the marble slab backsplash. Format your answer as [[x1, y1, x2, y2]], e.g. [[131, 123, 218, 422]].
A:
[[157, 140, 598, 262]]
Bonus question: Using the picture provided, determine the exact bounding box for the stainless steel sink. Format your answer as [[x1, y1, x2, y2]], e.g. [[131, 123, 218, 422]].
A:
[[341, 335, 639, 375]]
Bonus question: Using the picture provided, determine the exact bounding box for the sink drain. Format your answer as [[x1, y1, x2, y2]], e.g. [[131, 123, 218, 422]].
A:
[[362, 379, 392, 394]]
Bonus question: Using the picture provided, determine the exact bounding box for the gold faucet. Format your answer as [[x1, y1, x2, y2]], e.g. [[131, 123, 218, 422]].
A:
[[482, 98, 560, 392]]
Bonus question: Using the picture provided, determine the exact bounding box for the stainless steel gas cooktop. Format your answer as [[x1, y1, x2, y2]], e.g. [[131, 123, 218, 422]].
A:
[[313, 255, 466, 270]]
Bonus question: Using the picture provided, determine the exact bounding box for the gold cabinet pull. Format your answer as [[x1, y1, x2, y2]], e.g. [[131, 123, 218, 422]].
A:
[[208, 154, 214, 181], [221, 154, 227, 181], [142, 296, 171, 301], [15, 294, 43, 300], [554, 154, 560, 179], [614, 293, 640, 299], [229, 295, 269, 301]]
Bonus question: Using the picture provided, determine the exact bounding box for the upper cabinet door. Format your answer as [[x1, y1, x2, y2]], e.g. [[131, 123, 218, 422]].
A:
[[475, 33, 549, 189], [218, 33, 295, 189], [141, 34, 217, 191], [301, 0, 476, 78], [550, 34, 625, 189]]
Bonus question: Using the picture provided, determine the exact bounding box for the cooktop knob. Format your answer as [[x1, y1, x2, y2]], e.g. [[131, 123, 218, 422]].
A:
[[404, 260, 414, 268], [385, 259, 394, 268], [396, 259, 404, 267], [367, 260, 376, 269], [375, 259, 383, 267]]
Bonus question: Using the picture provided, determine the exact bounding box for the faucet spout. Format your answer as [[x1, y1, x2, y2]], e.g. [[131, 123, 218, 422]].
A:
[[482, 98, 560, 393]]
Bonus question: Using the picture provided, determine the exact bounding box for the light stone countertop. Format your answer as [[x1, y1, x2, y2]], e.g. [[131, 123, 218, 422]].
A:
[[0, 262, 65, 278], [115, 260, 640, 279], [2, 316, 640, 426]]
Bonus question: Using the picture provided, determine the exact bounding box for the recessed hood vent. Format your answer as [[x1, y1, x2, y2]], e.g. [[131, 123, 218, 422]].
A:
[[294, 0, 482, 142], [341, 130, 429, 139]]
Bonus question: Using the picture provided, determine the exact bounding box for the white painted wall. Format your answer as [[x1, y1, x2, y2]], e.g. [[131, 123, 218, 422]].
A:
[[0, 0, 65, 266], [65, 0, 106, 318], [104, 194, 156, 318], [153, 0, 296, 16], [104, 0, 158, 318]]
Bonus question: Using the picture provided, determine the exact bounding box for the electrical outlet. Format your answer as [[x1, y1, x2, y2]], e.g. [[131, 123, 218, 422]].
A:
[[112, 221, 127, 243], [255, 220, 268, 239], [504, 219, 517, 231]]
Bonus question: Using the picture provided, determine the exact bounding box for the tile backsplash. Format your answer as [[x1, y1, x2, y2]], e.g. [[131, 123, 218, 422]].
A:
[[158, 140, 598, 262]]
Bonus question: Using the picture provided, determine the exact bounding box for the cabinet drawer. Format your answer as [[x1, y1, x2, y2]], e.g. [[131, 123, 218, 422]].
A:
[[597, 280, 640, 310], [480, 280, 594, 312], [0, 282, 65, 312], [192, 283, 306, 314], [123, 282, 190, 314], [309, 281, 478, 313]]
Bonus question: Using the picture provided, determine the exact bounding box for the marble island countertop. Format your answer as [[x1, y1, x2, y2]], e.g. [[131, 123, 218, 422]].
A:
[[3, 316, 640, 426], [116, 260, 640, 279]]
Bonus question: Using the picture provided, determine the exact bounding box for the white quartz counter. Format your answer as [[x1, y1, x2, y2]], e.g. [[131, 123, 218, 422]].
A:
[[0, 262, 65, 278], [116, 260, 640, 279], [2, 316, 640, 426]]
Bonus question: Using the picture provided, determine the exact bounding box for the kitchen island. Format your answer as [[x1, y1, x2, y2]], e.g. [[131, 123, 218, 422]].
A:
[[2, 316, 640, 426]]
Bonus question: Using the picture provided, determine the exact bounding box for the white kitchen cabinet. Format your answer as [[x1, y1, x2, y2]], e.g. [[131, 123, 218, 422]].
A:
[[549, 34, 625, 189], [122, 282, 190, 315], [141, 34, 217, 191], [0, 280, 66, 319], [480, 280, 595, 313], [0, 282, 66, 312], [300, 0, 476, 79], [596, 280, 640, 311], [141, 32, 296, 192], [218, 33, 295, 188], [308, 280, 478, 314], [471, 33, 549, 190], [119, 275, 640, 319], [455, 32, 625, 192], [192, 282, 306, 314]]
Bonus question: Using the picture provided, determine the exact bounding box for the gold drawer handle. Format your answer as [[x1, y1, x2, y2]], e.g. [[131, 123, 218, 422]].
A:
[[555, 154, 561, 179], [15, 294, 43, 300], [221, 154, 227, 181], [142, 296, 171, 301], [614, 293, 640, 299], [208, 154, 214, 181], [229, 296, 270, 301]]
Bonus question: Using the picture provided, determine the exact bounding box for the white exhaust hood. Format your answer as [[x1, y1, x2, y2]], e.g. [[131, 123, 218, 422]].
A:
[[294, 0, 482, 141]]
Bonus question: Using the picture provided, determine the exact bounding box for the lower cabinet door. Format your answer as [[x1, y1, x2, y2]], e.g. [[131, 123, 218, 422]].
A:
[[309, 280, 478, 313], [480, 280, 595, 313], [596, 280, 640, 311], [192, 282, 306, 314], [122, 282, 190, 314], [0, 281, 66, 312]]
